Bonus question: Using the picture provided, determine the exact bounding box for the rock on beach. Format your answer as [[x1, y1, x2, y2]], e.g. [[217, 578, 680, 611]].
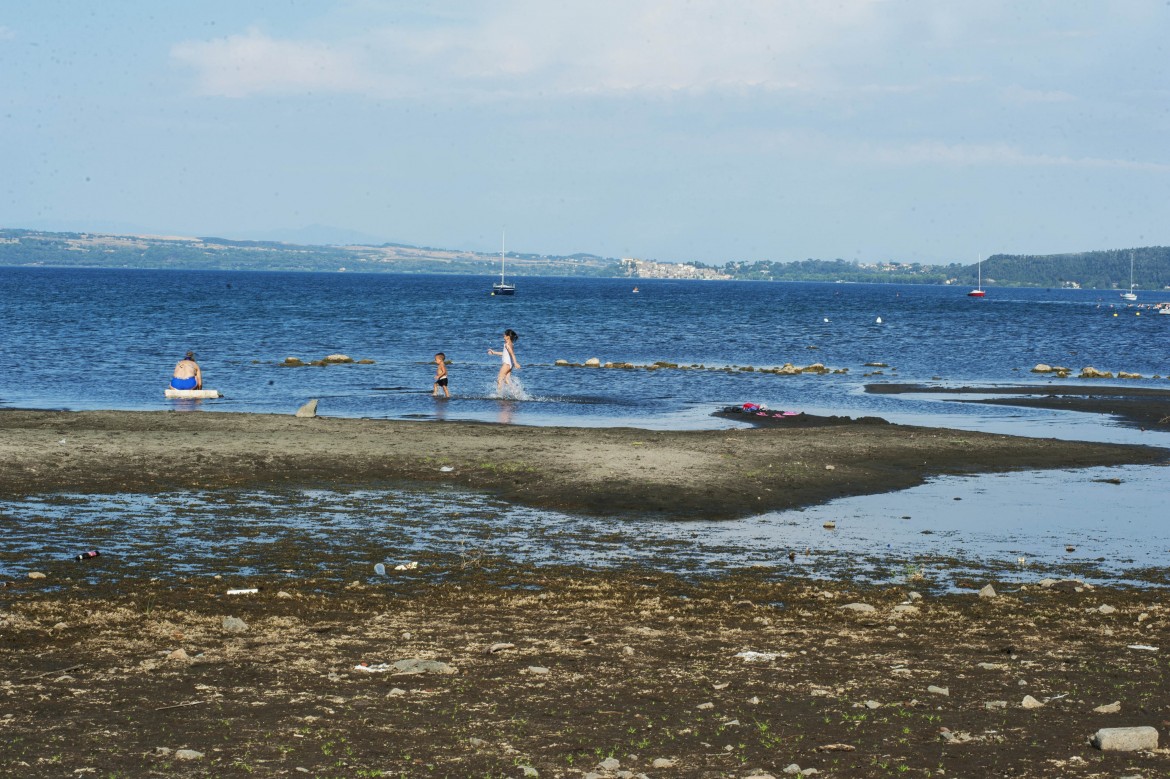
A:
[[1090, 726, 1159, 752]]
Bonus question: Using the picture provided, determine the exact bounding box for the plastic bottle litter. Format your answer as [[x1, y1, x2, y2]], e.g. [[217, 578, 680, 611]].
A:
[[374, 563, 386, 575], [74, 550, 100, 562]]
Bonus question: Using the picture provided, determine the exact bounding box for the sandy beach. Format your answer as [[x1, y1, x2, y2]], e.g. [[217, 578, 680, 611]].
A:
[[3, 407, 1169, 778], [1, 408, 1166, 519]]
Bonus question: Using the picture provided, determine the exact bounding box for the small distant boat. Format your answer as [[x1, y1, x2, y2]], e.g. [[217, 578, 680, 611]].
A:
[[632, 286, 639, 293], [491, 231, 515, 296], [1120, 252, 1137, 301], [967, 255, 986, 298]]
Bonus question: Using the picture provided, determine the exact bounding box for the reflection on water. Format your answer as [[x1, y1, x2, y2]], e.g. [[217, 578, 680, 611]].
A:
[[2, 464, 1166, 590], [496, 400, 517, 425]]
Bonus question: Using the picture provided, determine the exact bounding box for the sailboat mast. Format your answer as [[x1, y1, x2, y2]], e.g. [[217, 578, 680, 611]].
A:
[[501, 230, 506, 284]]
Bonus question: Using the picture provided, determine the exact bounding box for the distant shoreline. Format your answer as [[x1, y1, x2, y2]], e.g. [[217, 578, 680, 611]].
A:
[[2, 408, 1165, 519], [7, 228, 1170, 287]]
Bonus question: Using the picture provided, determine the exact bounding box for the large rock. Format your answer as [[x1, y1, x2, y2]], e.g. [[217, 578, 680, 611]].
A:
[[1090, 726, 1159, 751], [1080, 366, 1113, 379], [1031, 363, 1053, 373], [295, 399, 319, 418], [323, 353, 355, 364], [584, 357, 601, 367]]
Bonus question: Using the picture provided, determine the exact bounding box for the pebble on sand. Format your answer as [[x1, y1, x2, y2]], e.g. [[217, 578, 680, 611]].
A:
[[221, 617, 248, 633], [1090, 726, 1159, 752]]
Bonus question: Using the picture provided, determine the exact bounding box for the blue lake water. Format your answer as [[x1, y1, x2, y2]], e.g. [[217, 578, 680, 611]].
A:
[[3, 266, 1169, 432], [2, 266, 1169, 585]]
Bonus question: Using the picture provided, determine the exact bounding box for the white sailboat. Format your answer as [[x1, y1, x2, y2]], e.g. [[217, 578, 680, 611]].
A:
[[967, 255, 986, 298], [491, 231, 515, 296], [1120, 252, 1137, 301]]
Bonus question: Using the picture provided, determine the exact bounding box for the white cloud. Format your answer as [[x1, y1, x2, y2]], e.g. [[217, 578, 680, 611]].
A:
[[170, 1, 892, 98], [171, 28, 371, 98], [0, 25, 16, 41]]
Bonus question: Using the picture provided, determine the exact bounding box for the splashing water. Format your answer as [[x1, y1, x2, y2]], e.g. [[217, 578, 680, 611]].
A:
[[490, 376, 531, 401]]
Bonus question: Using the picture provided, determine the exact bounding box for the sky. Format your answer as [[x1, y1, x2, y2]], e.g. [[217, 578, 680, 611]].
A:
[[2, 1, 1168, 264]]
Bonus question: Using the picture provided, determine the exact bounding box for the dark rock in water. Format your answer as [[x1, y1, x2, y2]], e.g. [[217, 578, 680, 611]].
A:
[[714, 406, 890, 428]]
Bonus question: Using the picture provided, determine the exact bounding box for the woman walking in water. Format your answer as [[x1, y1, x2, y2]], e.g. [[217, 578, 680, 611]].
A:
[[487, 329, 520, 395]]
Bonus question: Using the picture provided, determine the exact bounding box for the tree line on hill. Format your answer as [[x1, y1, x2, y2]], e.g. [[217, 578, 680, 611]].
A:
[[1, 228, 1167, 290]]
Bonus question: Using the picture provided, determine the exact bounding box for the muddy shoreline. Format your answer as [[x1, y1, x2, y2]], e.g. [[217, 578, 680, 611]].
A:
[[867, 383, 1170, 430], [3, 567, 1168, 778], [2, 408, 1167, 520], [3, 408, 1169, 777]]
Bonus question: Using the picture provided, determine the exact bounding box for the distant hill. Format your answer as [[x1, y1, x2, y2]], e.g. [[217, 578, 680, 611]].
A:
[[238, 224, 392, 247], [979, 247, 1170, 291], [0, 229, 621, 277], [1, 227, 1167, 290], [717, 249, 1170, 290]]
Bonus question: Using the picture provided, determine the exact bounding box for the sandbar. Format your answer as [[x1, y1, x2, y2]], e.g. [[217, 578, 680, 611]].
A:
[[868, 382, 1170, 429], [1, 408, 1165, 518]]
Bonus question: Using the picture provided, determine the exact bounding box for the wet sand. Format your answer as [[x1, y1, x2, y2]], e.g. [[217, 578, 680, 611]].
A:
[[867, 383, 1170, 430], [3, 408, 1170, 777], [1, 408, 1167, 519]]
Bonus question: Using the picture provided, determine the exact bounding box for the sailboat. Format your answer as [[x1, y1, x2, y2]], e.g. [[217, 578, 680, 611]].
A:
[[967, 255, 986, 298], [1120, 252, 1137, 301], [491, 231, 515, 296]]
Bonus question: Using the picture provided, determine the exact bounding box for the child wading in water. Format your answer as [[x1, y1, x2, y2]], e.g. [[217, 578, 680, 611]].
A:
[[432, 352, 450, 398], [487, 329, 520, 395]]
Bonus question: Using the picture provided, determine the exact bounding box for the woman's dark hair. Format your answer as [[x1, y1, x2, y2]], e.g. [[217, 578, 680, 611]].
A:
[[185, 351, 196, 360], [504, 329, 518, 342]]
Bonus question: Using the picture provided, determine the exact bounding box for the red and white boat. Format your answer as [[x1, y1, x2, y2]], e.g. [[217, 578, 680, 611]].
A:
[[967, 255, 986, 298]]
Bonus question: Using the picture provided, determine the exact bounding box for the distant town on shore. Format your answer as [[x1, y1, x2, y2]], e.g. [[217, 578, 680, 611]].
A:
[[2, 227, 1168, 292]]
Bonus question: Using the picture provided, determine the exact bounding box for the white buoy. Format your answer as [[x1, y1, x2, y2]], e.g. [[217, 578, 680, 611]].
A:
[[823, 317, 830, 323], [876, 316, 883, 324]]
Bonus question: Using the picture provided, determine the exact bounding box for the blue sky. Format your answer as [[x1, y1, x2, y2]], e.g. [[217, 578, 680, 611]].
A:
[[2, 1, 1168, 263]]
